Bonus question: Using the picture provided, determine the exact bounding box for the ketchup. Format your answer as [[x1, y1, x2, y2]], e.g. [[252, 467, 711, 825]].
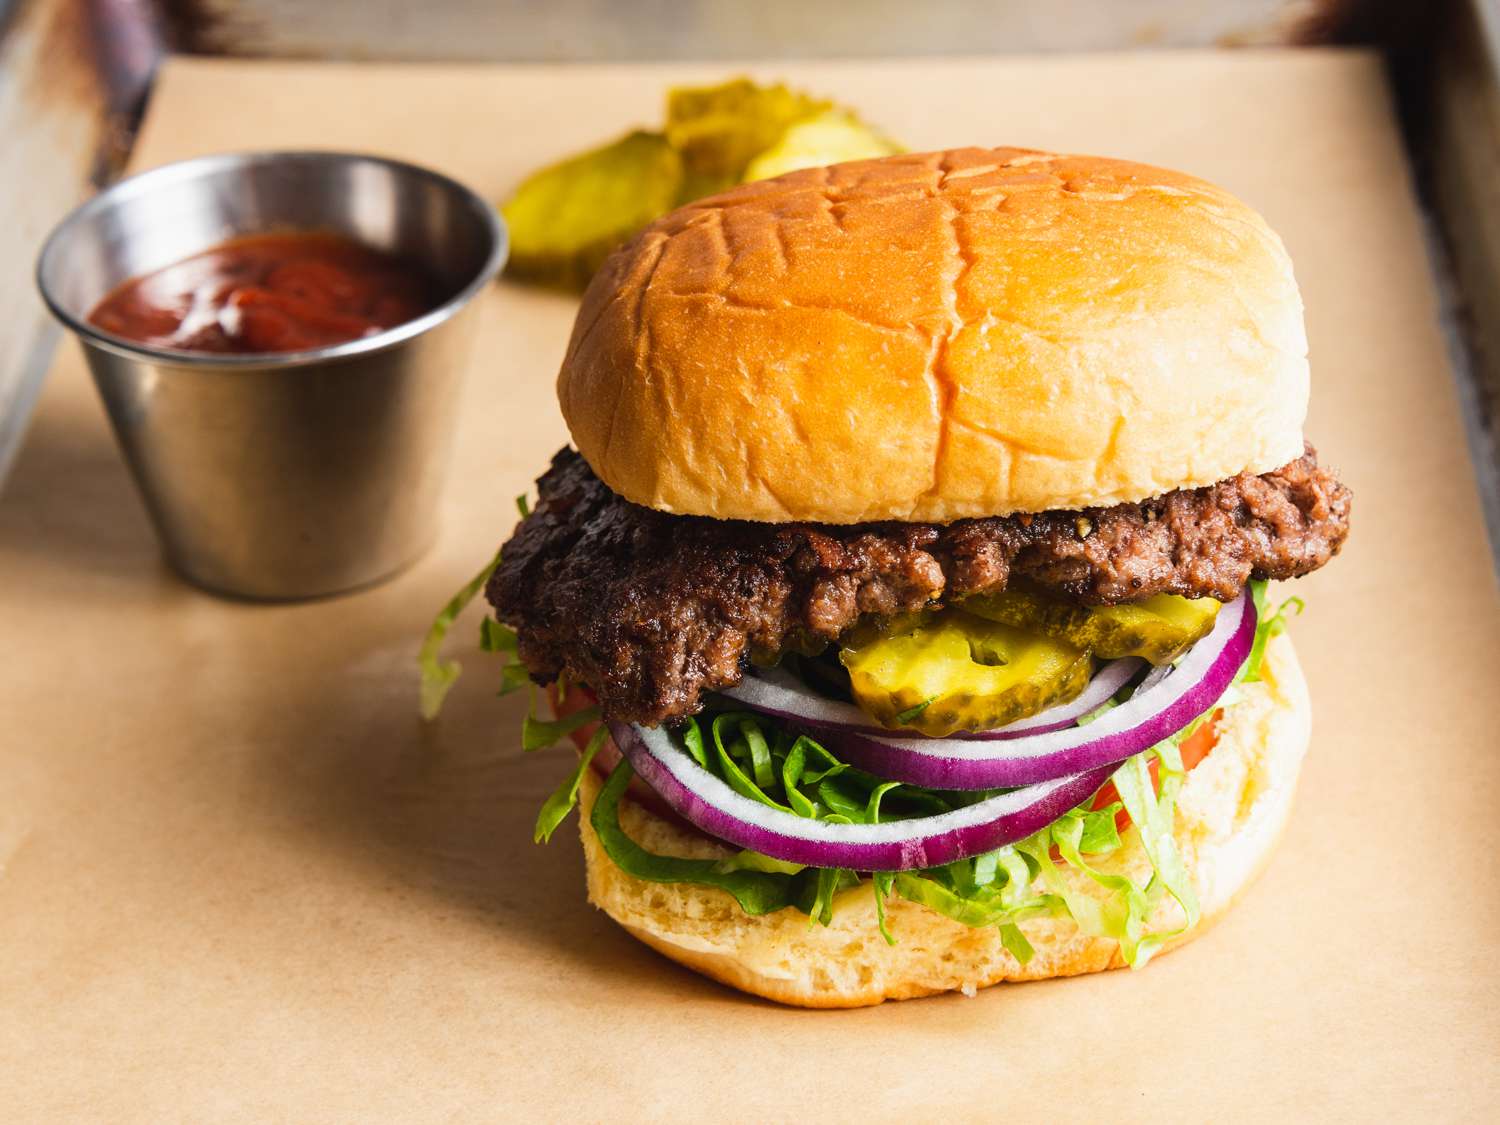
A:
[[87, 232, 441, 354]]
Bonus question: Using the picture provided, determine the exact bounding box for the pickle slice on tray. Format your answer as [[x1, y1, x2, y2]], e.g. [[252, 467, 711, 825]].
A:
[[665, 78, 832, 198], [839, 610, 1092, 738], [743, 110, 902, 181], [501, 130, 684, 290], [962, 588, 1221, 665], [500, 79, 902, 289]]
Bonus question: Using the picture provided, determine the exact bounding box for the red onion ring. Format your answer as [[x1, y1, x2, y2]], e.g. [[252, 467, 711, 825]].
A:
[[609, 720, 1116, 871], [806, 592, 1255, 789], [720, 657, 1146, 740]]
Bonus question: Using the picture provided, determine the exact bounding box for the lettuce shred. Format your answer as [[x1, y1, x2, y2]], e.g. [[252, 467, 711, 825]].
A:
[[417, 547, 505, 720], [1244, 578, 1303, 685], [417, 546, 537, 720], [589, 759, 799, 916], [522, 583, 1301, 963], [534, 727, 608, 843]]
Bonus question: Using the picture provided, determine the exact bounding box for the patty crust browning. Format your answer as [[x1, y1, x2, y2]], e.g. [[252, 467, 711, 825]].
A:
[[489, 447, 1350, 725]]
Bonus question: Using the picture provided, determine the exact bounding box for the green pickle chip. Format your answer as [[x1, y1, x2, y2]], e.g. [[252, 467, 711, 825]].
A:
[[501, 130, 683, 290], [499, 78, 901, 290], [743, 110, 901, 181], [963, 588, 1222, 666], [666, 78, 832, 196], [839, 609, 1093, 738]]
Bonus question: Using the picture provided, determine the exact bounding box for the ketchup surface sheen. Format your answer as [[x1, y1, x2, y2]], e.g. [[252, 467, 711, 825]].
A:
[[87, 232, 441, 354]]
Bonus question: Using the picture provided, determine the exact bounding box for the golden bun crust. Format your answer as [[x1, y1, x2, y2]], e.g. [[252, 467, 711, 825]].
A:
[[577, 634, 1311, 1007], [559, 146, 1308, 524]]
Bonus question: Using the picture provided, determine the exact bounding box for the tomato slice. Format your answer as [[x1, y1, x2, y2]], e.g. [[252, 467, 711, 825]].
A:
[[1177, 712, 1219, 771], [1080, 710, 1220, 845]]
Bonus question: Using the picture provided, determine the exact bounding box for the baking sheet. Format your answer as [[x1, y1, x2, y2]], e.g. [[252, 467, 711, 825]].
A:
[[3, 52, 1498, 1119]]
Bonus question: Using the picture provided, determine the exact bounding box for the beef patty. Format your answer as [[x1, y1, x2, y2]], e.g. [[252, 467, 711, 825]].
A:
[[489, 447, 1350, 726]]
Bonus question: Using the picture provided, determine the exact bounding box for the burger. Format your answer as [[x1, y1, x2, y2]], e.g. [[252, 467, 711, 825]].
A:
[[426, 146, 1351, 1007]]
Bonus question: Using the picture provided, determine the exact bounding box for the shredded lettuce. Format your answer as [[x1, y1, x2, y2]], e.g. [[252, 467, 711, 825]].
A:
[[716, 850, 805, 875], [417, 498, 545, 718], [1244, 578, 1304, 684], [892, 869, 1047, 928], [590, 760, 800, 915], [558, 704, 1198, 963], [804, 862, 855, 926], [681, 710, 972, 828], [872, 870, 896, 945], [1112, 742, 1200, 965], [522, 703, 600, 751], [534, 727, 608, 843], [418, 547, 504, 720], [479, 617, 518, 654], [998, 922, 1035, 964], [498, 663, 533, 696], [1031, 806, 1149, 963], [1077, 801, 1124, 853]]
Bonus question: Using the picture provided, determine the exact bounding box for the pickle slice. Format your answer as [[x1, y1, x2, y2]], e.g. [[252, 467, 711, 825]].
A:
[[743, 110, 902, 181], [839, 609, 1092, 737], [665, 78, 831, 198], [502, 80, 903, 290], [962, 588, 1221, 665], [501, 130, 684, 290]]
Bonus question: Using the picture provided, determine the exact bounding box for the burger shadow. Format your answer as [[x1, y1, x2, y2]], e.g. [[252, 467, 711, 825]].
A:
[[256, 631, 800, 1013], [252, 621, 1088, 1017], [4, 391, 792, 1009]]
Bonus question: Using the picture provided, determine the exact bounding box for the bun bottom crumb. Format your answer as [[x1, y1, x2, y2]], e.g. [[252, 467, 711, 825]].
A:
[[576, 635, 1311, 1008]]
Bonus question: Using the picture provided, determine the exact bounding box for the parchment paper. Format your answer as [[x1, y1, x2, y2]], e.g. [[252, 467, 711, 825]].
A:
[[3, 52, 1497, 1121]]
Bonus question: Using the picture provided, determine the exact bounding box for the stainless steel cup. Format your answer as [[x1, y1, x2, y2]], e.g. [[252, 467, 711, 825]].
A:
[[36, 151, 507, 600]]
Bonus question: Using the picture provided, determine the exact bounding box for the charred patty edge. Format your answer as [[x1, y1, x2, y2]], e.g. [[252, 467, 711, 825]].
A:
[[489, 445, 1350, 726]]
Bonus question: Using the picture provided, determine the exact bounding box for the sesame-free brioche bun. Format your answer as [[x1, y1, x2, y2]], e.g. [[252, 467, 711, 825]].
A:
[[559, 146, 1308, 524], [577, 633, 1310, 1007]]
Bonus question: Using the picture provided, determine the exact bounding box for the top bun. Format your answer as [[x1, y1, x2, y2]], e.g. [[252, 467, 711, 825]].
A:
[[558, 146, 1308, 524]]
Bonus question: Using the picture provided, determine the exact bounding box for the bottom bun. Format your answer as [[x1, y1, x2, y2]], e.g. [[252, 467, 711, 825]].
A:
[[577, 634, 1311, 1008]]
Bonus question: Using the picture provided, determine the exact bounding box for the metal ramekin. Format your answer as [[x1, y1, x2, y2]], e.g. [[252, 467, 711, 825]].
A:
[[36, 150, 507, 600]]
